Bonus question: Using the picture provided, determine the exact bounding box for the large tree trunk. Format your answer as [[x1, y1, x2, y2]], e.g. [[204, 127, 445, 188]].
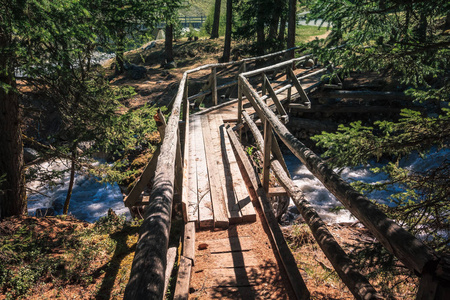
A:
[[115, 31, 126, 74], [278, 13, 287, 43], [165, 24, 174, 63], [222, 0, 232, 62], [0, 31, 27, 220], [268, 3, 282, 47], [210, 0, 221, 39], [256, 0, 265, 56], [286, 0, 296, 57]]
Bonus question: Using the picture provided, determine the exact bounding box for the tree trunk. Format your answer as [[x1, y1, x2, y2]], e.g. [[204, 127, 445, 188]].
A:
[[165, 24, 174, 63], [0, 31, 27, 220], [268, 4, 282, 47], [222, 0, 232, 62], [286, 0, 296, 57], [278, 13, 287, 43], [63, 148, 76, 215], [256, 0, 265, 56], [210, 0, 221, 39], [115, 31, 126, 74]]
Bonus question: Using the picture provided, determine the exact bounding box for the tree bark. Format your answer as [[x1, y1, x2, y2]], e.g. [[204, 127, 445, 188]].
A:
[[286, 0, 296, 56], [222, 0, 232, 62], [256, 0, 265, 56], [165, 24, 174, 63], [115, 31, 126, 74], [210, 0, 221, 39], [0, 30, 27, 220]]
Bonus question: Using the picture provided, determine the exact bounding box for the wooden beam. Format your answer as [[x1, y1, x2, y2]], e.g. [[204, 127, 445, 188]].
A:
[[287, 67, 311, 106], [212, 67, 218, 105], [181, 96, 190, 223], [263, 74, 288, 122], [183, 221, 195, 263], [262, 120, 272, 192], [268, 187, 288, 197], [173, 256, 192, 300], [164, 247, 177, 297], [124, 72, 187, 300]]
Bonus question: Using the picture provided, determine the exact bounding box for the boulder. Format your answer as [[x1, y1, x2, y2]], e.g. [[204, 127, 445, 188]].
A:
[[23, 148, 39, 163], [125, 63, 147, 80], [164, 61, 177, 69], [144, 41, 156, 51]]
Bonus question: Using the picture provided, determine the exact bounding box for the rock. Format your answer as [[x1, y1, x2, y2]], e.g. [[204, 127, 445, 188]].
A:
[[303, 58, 315, 68], [164, 61, 177, 69], [125, 63, 147, 80], [23, 148, 39, 163], [35, 208, 55, 217], [144, 41, 156, 51]]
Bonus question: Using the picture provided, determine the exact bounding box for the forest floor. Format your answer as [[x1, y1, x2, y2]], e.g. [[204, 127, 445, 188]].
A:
[[3, 31, 418, 299]]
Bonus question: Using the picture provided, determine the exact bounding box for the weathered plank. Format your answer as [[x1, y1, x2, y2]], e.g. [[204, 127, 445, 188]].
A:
[[181, 96, 190, 223], [164, 247, 178, 296], [211, 115, 242, 224], [186, 119, 198, 223], [173, 256, 192, 300], [268, 187, 288, 197], [201, 236, 255, 253], [221, 124, 256, 223], [201, 115, 229, 228], [183, 221, 196, 263], [192, 116, 214, 228]]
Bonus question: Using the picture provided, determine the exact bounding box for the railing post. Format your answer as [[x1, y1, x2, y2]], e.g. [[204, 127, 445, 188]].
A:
[[211, 67, 217, 105], [261, 72, 267, 98], [237, 78, 243, 141], [263, 118, 272, 192], [286, 67, 292, 104]]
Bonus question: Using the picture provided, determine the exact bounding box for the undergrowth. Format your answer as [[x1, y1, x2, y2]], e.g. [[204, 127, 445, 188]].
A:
[[0, 214, 140, 299]]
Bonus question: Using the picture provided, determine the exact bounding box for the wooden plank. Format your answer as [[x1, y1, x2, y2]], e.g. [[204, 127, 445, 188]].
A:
[[173, 256, 192, 300], [212, 67, 217, 105], [201, 236, 255, 253], [124, 146, 160, 207], [209, 115, 242, 224], [192, 116, 214, 228], [186, 120, 198, 223], [210, 251, 259, 268], [262, 120, 272, 192], [288, 67, 311, 106], [264, 74, 288, 122], [201, 115, 229, 228], [221, 124, 256, 223], [181, 97, 190, 223], [164, 247, 178, 296], [183, 221, 196, 263], [268, 187, 288, 197]]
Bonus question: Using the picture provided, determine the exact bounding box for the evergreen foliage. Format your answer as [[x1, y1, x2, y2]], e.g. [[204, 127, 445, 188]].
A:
[[307, 0, 450, 251]]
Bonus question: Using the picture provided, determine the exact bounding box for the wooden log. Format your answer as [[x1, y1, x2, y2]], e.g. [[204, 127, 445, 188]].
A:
[[181, 96, 190, 223], [288, 104, 402, 114], [201, 115, 229, 228], [287, 67, 311, 106], [262, 120, 273, 192], [313, 90, 411, 100], [264, 74, 288, 122], [288, 117, 338, 132], [226, 125, 310, 300], [240, 75, 439, 277], [124, 73, 187, 300], [173, 256, 192, 300], [241, 111, 382, 300]]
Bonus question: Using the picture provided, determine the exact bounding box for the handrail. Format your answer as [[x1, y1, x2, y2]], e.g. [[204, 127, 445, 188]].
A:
[[123, 47, 307, 299], [237, 63, 449, 298]]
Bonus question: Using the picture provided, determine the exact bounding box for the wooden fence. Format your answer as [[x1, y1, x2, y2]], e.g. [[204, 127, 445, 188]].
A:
[[237, 57, 450, 299]]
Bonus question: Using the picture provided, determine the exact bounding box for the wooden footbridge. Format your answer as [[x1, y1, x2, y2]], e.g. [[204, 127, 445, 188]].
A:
[[122, 49, 449, 299]]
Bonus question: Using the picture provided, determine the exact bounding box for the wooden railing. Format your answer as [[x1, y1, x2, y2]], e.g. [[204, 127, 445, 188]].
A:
[[237, 58, 450, 299], [123, 47, 307, 299]]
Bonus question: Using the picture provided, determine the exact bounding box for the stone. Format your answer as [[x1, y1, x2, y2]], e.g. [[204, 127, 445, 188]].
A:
[[164, 61, 177, 69], [125, 63, 147, 80], [144, 41, 156, 51], [23, 148, 39, 163]]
